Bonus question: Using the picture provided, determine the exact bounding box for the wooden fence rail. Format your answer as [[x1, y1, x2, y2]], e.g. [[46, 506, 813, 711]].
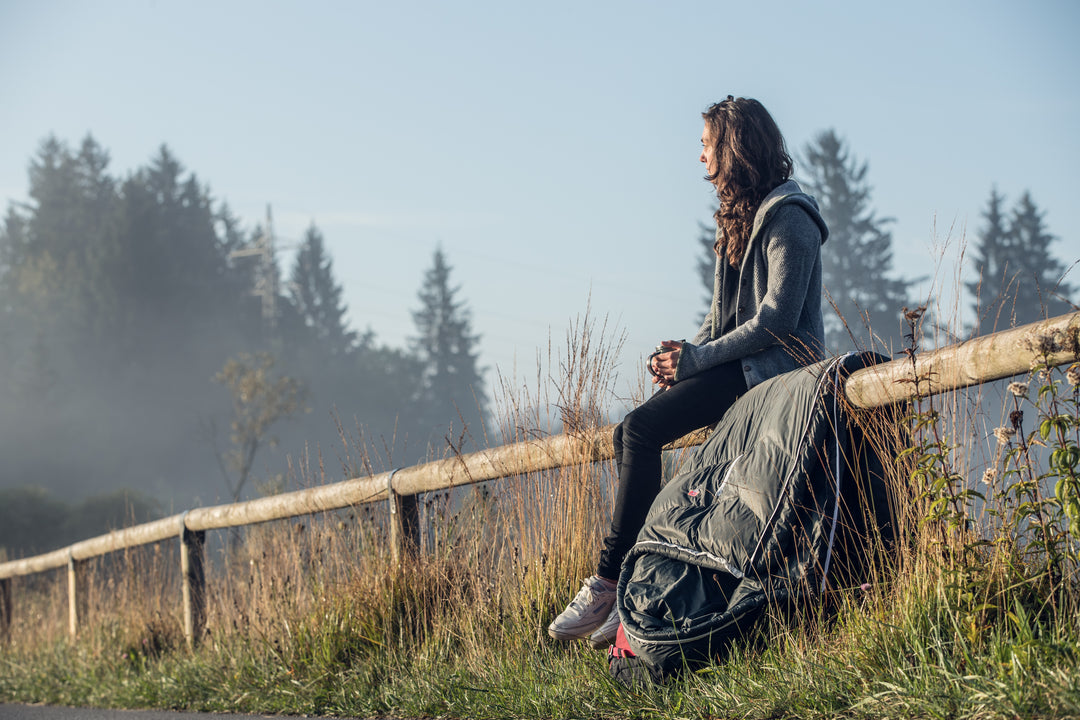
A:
[[0, 311, 1076, 647]]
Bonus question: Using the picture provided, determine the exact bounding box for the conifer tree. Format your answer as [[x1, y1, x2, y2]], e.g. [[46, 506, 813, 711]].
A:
[[968, 189, 1073, 332], [800, 129, 911, 353], [409, 248, 487, 445], [1006, 192, 1073, 324], [114, 145, 245, 360], [966, 188, 1011, 333], [289, 223, 356, 357], [1, 136, 121, 351]]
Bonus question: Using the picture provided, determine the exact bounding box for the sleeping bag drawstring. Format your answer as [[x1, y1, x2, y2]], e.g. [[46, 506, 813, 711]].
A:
[[819, 353, 856, 591]]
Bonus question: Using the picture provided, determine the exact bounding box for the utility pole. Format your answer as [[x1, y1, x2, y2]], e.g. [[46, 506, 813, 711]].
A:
[[229, 205, 280, 340]]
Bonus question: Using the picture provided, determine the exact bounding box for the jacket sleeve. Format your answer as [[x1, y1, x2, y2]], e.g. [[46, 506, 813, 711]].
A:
[[675, 205, 821, 381]]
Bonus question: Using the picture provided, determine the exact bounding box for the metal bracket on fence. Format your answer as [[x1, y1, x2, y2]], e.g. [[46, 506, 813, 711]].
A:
[[386, 468, 402, 514]]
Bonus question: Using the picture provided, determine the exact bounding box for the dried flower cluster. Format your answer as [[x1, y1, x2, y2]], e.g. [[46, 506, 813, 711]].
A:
[[993, 426, 1016, 446], [1007, 381, 1029, 398]]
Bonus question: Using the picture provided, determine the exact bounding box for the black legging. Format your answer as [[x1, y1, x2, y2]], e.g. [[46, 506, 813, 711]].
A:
[[597, 359, 747, 580]]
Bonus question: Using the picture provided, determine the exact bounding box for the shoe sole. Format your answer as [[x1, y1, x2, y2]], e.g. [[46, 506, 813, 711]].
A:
[[547, 625, 595, 641]]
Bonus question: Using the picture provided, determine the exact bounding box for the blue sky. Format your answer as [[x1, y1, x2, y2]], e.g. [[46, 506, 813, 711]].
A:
[[1, 0, 1077, 408]]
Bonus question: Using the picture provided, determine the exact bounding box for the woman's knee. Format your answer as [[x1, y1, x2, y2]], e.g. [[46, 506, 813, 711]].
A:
[[619, 406, 662, 449]]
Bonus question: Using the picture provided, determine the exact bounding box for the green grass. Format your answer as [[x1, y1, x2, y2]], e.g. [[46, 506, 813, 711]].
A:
[[3, 582, 1077, 719]]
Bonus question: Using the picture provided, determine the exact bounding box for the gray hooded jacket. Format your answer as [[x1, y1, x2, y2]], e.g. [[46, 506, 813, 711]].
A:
[[675, 180, 828, 389]]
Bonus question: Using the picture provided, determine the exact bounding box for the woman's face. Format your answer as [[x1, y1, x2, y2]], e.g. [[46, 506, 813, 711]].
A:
[[700, 122, 719, 185]]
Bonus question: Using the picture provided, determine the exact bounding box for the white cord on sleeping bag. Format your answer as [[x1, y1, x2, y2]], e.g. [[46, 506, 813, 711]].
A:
[[820, 353, 857, 592]]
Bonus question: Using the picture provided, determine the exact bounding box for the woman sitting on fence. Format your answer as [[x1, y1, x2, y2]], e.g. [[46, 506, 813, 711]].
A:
[[547, 96, 830, 648]]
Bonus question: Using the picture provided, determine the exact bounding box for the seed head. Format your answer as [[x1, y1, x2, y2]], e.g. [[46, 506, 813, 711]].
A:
[[993, 426, 1016, 446], [902, 305, 927, 322], [1067, 364, 1080, 387], [1007, 382, 1029, 398]]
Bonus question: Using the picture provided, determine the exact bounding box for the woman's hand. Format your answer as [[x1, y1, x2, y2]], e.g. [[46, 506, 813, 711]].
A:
[[649, 340, 682, 389]]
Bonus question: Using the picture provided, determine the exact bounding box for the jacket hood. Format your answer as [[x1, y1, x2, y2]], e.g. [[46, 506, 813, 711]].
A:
[[750, 179, 829, 246]]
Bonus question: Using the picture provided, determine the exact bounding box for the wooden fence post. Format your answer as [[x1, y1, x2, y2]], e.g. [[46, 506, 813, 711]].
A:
[[180, 524, 206, 649], [0, 577, 11, 642], [66, 554, 83, 640], [387, 470, 420, 564]]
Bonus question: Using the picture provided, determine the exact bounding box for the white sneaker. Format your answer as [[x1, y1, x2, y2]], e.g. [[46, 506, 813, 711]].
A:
[[547, 575, 616, 641], [588, 604, 621, 649]]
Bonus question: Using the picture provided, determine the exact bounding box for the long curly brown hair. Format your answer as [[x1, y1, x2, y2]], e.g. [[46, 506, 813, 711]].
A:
[[703, 96, 793, 267]]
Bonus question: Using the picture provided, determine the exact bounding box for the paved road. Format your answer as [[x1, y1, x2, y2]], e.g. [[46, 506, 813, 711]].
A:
[[0, 705, 394, 720], [0, 707, 281, 720]]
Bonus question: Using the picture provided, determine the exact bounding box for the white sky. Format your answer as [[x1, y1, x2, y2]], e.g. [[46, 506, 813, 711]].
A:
[[2, 0, 1077, 409]]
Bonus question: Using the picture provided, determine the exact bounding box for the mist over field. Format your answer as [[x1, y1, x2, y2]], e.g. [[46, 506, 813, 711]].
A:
[[0, 142, 492, 559]]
